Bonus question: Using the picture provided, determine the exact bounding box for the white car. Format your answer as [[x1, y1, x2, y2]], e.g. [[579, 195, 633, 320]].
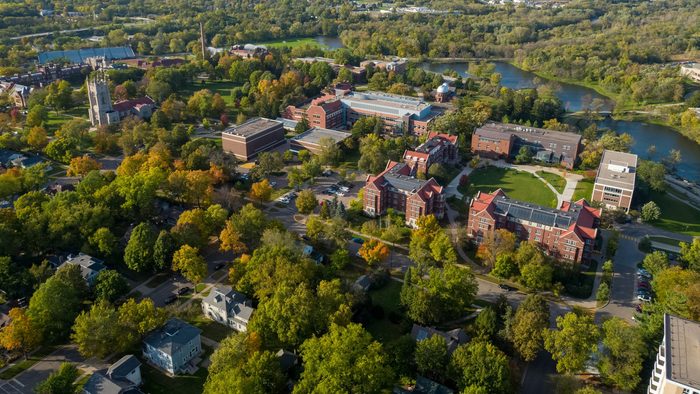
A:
[[339, 186, 350, 192]]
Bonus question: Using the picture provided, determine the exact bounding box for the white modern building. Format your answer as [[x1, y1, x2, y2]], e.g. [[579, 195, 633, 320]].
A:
[[648, 314, 700, 394]]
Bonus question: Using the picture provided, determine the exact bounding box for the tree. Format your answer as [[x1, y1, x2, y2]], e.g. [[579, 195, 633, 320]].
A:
[[153, 230, 176, 270], [641, 201, 661, 222], [205, 349, 285, 394], [598, 317, 645, 391], [449, 341, 511, 394], [94, 270, 129, 303], [124, 222, 157, 272], [642, 251, 669, 277], [474, 306, 498, 340], [26, 105, 48, 128], [225, 203, 269, 248], [249, 283, 318, 348], [427, 163, 447, 180], [679, 238, 700, 272], [295, 189, 317, 214], [89, 227, 117, 256], [415, 335, 448, 381], [520, 260, 553, 291], [71, 300, 120, 358], [36, 363, 78, 394], [67, 155, 101, 177], [477, 229, 517, 266], [409, 215, 457, 266], [294, 323, 394, 393], [358, 239, 390, 266], [26, 126, 48, 150], [651, 267, 700, 320], [172, 245, 208, 286], [317, 137, 341, 165], [511, 295, 550, 361], [401, 263, 477, 325], [491, 254, 518, 279], [515, 146, 533, 164], [44, 80, 73, 112], [118, 298, 167, 350], [28, 269, 85, 343], [544, 312, 599, 374], [0, 308, 42, 359], [250, 179, 273, 203], [637, 160, 666, 191], [295, 117, 310, 134]]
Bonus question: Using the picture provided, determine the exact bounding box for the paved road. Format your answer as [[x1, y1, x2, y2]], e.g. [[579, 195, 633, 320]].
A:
[[596, 237, 644, 323], [519, 351, 558, 394]]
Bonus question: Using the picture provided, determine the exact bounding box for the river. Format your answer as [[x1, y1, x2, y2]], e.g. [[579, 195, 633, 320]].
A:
[[314, 36, 344, 49], [421, 60, 700, 182]]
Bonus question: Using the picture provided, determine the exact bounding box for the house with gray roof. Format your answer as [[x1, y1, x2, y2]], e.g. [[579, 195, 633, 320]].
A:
[[394, 376, 454, 394], [82, 354, 142, 394], [59, 253, 106, 286], [201, 286, 255, 332], [410, 324, 469, 354], [142, 318, 201, 375]]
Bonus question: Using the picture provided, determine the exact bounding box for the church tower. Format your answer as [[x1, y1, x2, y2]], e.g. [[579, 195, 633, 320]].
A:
[[87, 71, 118, 126]]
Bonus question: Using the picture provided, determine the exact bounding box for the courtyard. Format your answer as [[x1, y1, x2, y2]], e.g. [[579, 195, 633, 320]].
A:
[[459, 166, 558, 208]]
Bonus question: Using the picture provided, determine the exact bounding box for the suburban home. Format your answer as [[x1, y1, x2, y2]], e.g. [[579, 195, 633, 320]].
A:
[[82, 354, 143, 394], [59, 253, 106, 286], [142, 318, 202, 375], [394, 376, 454, 394], [467, 189, 601, 264], [410, 324, 469, 354], [276, 349, 299, 373], [201, 286, 255, 332]]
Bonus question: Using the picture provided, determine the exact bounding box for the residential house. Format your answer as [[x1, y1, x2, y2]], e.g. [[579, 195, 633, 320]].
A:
[[363, 160, 445, 227], [142, 318, 202, 375], [472, 122, 582, 169], [403, 132, 459, 177], [410, 324, 469, 354], [59, 253, 106, 286], [394, 376, 454, 394], [467, 189, 601, 263], [201, 286, 255, 332], [82, 355, 142, 394]]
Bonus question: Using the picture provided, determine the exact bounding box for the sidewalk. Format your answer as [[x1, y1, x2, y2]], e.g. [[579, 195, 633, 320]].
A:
[[486, 160, 583, 206]]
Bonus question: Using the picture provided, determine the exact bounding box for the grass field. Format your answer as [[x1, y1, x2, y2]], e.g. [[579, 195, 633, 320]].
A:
[[365, 280, 406, 343], [572, 178, 594, 202], [140, 357, 208, 394], [45, 106, 89, 131], [181, 80, 240, 106], [649, 190, 700, 235], [254, 37, 321, 48], [536, 171, 566, 193], [460, 166, 557, 207]]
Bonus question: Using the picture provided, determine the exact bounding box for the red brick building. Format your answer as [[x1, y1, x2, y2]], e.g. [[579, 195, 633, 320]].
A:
[[283, 94, 345, 130], [467, 190, 601, 263], [472, 123, 582, 169], [403, 132, 459, 176], [363, 161, 445, 227]]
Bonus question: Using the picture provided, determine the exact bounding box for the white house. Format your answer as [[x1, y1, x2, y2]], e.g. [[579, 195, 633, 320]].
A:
[[201, 286, 254, 332], [59, 253, 106, 286]]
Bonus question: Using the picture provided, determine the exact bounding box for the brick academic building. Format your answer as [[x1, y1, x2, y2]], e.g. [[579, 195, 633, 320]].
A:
[[363, 160, 445, 227], [471, 122, 582, 169], [221, 117, 286, 161], [468, 190, 601, 263], [402, 132, 459, 177]]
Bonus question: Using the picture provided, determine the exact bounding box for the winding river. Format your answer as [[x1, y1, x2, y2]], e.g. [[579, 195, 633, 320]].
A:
[[420, 60, 700, 182]]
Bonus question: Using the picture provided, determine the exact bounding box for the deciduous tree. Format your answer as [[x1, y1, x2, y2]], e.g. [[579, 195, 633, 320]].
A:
[[598, 317, 645, 391], [544, 312, 599, 374], [358, 239, 390, 266], [295, 189, 317, 214], [250, 179, 273, 203], [172, 245, 208, 285], [511, 295, 549, 361], [449, 341, 511, 394], [0, 308, 42, 359]]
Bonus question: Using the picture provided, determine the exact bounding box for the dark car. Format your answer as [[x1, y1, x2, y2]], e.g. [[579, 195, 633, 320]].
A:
[[498, 284, 515, 292], [351, 237, 365, 244], [637, 282, 651, 289], [164, 295, 178, 305], [214, 262, 225, 270], [177, 287, 191, 296]]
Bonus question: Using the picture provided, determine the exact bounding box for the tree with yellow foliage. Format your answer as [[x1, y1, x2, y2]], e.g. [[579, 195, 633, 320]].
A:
[[66, 155, 101, 177], [358, 239, 390, 266], [0, 308, 42, 359], [250, 179, 272, 204]]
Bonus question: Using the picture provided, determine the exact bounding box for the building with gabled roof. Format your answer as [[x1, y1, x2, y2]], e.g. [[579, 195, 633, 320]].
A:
[[467, 189, 601, 263], [403, 132, 459, 177], [82, 355, 143, 394], [410, 324, 469, 354], [201, 286, 254, 332], [363, 160, 445, 227], [59, 253, 106, 286], [591, 150, 637, 212], [142, 318, 201, 375]]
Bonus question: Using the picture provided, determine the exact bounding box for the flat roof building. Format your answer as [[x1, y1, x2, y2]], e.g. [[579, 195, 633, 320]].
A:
[[472, 122, 582, 169], [681, 63, 700, 83], [340, 91, 436, 135], [289, 127, 351, 155], [591, 150, 637, 212], [221, 117, 286, 161], [649, 314, 700, 394]]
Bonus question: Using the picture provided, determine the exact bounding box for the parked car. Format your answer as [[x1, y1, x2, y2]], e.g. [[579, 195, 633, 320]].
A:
[[637, 282, 651, 290], [214, 263, 225, 270], [164, 295, 178, 305], [637, 293, 652, 302], [351, 237, 365, 244], [177, 287, 191, 296], [322, 169, 333, 176], [270, 181, 277, 187], [637, 268, 650, 276], [498, 284, 515, 292]]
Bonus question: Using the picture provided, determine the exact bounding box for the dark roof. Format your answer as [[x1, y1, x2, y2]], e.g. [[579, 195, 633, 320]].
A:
[[393, 376, 454, 394], [492, 195, 579, 230], [112, 97, 155, 113], [410, 324, 469, 354], [83, 372, 142, 394], [107, 355, 140, 380], [143, 318, 201, 356], [276, 349, 298, 372], [384, 163, 428, 192], [38, 46, 135, 64]]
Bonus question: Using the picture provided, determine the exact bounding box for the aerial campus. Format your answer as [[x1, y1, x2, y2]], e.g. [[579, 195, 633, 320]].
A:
[[0, 2, 699, 394]]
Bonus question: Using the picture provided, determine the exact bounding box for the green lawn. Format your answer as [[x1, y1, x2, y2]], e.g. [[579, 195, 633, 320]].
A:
[[536, 171, 566, 194], [140, 358, 208, 394], [254, 37, 321, 48], [0, 346, 55, 379], [648, 236, 682, 247], [571, 178, 594, 202], [365, 280, 407, 343], [649, 190, 700, 235], [460, 166, 557, 207], [181, 80, 240, 106]]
